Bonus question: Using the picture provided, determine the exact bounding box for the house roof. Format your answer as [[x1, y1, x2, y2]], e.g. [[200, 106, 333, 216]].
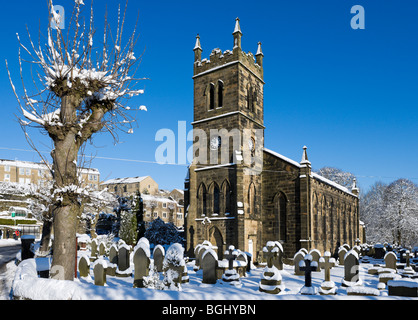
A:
[[100, 176, 149, 185]]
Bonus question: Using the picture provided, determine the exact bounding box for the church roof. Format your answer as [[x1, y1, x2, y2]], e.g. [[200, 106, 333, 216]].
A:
[[263, 148, 356, 197]]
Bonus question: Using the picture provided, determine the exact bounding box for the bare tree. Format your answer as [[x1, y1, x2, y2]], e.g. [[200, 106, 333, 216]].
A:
[[6, 0, 146, 280]]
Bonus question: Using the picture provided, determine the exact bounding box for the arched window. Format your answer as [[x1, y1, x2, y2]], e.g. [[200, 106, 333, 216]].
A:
[[221, 180, 231, 215], [209, 83, 215, 110], [197, 183, 207, 216], [218, 80, 224, 108], [274, 192, 287, 242], [213, 184, 220, 214]]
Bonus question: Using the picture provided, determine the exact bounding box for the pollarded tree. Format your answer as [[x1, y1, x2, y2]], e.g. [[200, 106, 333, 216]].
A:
[[6, 0, 146, 280]]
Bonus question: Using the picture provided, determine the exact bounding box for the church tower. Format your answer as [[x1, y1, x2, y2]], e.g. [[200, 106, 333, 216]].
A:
[[185, 18, 265, 261]]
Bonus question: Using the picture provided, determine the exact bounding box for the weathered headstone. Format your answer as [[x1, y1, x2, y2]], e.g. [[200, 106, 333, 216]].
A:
[[384, 251, 397, 271], [163, 243, 186, 290], [201, 247, 218, 284], [342, 250, 362, 287], [99, 242, 106, 256], [153, 245, 165, 273], [318, 251, 336, 295], [299, 254, 318, 295], [293, 251, 305, 275], [93, 258, 107, 286], [309, 249, 321, 271], [133, 242, 151, 288], [116, 243, 131, 277], [109, 244, 118, 265], [259, 243, 284, 294], [402, 250, 415, 276], [221, 245, 241, 286], [194, 244, 202, 270], [78, 254, 90, 278], [338, 246, 348, 265], [90, 238, 98, 261]]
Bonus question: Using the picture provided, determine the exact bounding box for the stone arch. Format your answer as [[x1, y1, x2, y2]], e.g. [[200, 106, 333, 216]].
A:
[[221, 179, 231, 215], [273, 191, 288, 242], [209, 226, 224, 259], [197, 183, 207, 217]]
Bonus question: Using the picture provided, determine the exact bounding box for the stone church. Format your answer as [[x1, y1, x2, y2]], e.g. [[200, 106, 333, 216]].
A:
[[184, 18, 360, 261]]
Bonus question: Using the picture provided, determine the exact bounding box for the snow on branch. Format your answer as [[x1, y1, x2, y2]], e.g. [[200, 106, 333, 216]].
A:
[[7, 0, 147, 140]]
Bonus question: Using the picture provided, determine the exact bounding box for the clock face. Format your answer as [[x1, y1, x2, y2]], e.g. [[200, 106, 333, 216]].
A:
[[210, 136, 221, 150]]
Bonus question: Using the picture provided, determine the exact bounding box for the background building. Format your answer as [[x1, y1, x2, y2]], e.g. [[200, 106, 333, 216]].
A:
[[100, 176, 159, 197], [0, 159, 100, 190]]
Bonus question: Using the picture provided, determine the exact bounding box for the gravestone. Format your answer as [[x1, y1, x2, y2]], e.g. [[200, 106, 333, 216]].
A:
[[90, 239, 98, 261], [342, 250, 362, 287], [318, 251, 336, 295], [201, 247, 218, 284], [109, 244, 118, 265], [78, 254, 90, 278], [236, 251, 249, 275], [107, 244, 118, 276], [271, 241, 284, 270], [309, 249, 321, 271], [99, 242, 106, 256], [384, 251, 397, 271], [299, 254, 318, 295], [163, 243, 186, 290], [93, 258, 107, 286], [194, 244, 202, 270], [116, 244, 131, 277], [153, 245, 165, 273], [133, 244, 151, 288], [259, 243, 284, 294], [402, 250, 415, 276], [388, 279, 418, 297], [293, 251, 305, 275], [221, 245, 241, 286], [338, 247, 348, 265]]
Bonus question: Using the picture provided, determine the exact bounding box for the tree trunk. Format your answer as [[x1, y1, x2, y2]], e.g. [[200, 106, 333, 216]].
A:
[[50, 94, 81, 281]]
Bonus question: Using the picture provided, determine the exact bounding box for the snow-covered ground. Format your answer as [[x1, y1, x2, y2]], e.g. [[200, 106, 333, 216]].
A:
[[3, 246, 417, 300]]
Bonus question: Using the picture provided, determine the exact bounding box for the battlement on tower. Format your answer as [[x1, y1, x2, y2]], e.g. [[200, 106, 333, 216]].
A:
[[193, 18, 264, 80]]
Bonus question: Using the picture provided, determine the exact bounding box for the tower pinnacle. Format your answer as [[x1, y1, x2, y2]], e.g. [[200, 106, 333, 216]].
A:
[[233, 17, 242, 50], [194, 34, 202, 62]]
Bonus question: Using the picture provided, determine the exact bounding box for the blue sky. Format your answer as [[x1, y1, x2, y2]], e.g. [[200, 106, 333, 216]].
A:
[[0, 0, 417, 192]]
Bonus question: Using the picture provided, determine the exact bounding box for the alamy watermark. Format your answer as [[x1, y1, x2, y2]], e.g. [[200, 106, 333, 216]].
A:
[[154, 121, 263, 175]]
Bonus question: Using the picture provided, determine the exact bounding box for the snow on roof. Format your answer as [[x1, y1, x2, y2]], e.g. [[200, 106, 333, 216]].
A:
[[142, 194, 177, 204], [0, 159, 99, 175], [101, 176, 149, 185], [263, 148, 301, 168], [263, 148, 356, 197]]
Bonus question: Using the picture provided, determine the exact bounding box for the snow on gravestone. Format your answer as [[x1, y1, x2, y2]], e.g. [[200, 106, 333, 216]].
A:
[[293, 250, 305, 276], [299, 254, 318, 295], [221, 245, 241, 287], [153, 245, 165, 273], [116, 243, 131, 277], [133, 239, 151, 288], [163, 243, 186, 290], [201, 247, 218, 284], [91, 238, 98, 261], [384, 251, 397, 271], [338, 246, 348, 265], [309, 249, 321, 272], [318, 251, 337, 295], [342, 249, 362, 287], [92, 257, 107, 286], [78, 254, 90, 278], [259, 243, 284, 294]]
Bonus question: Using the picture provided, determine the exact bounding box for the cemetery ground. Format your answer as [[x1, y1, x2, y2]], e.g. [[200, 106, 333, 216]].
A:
[[1, 239, 417, 302]]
